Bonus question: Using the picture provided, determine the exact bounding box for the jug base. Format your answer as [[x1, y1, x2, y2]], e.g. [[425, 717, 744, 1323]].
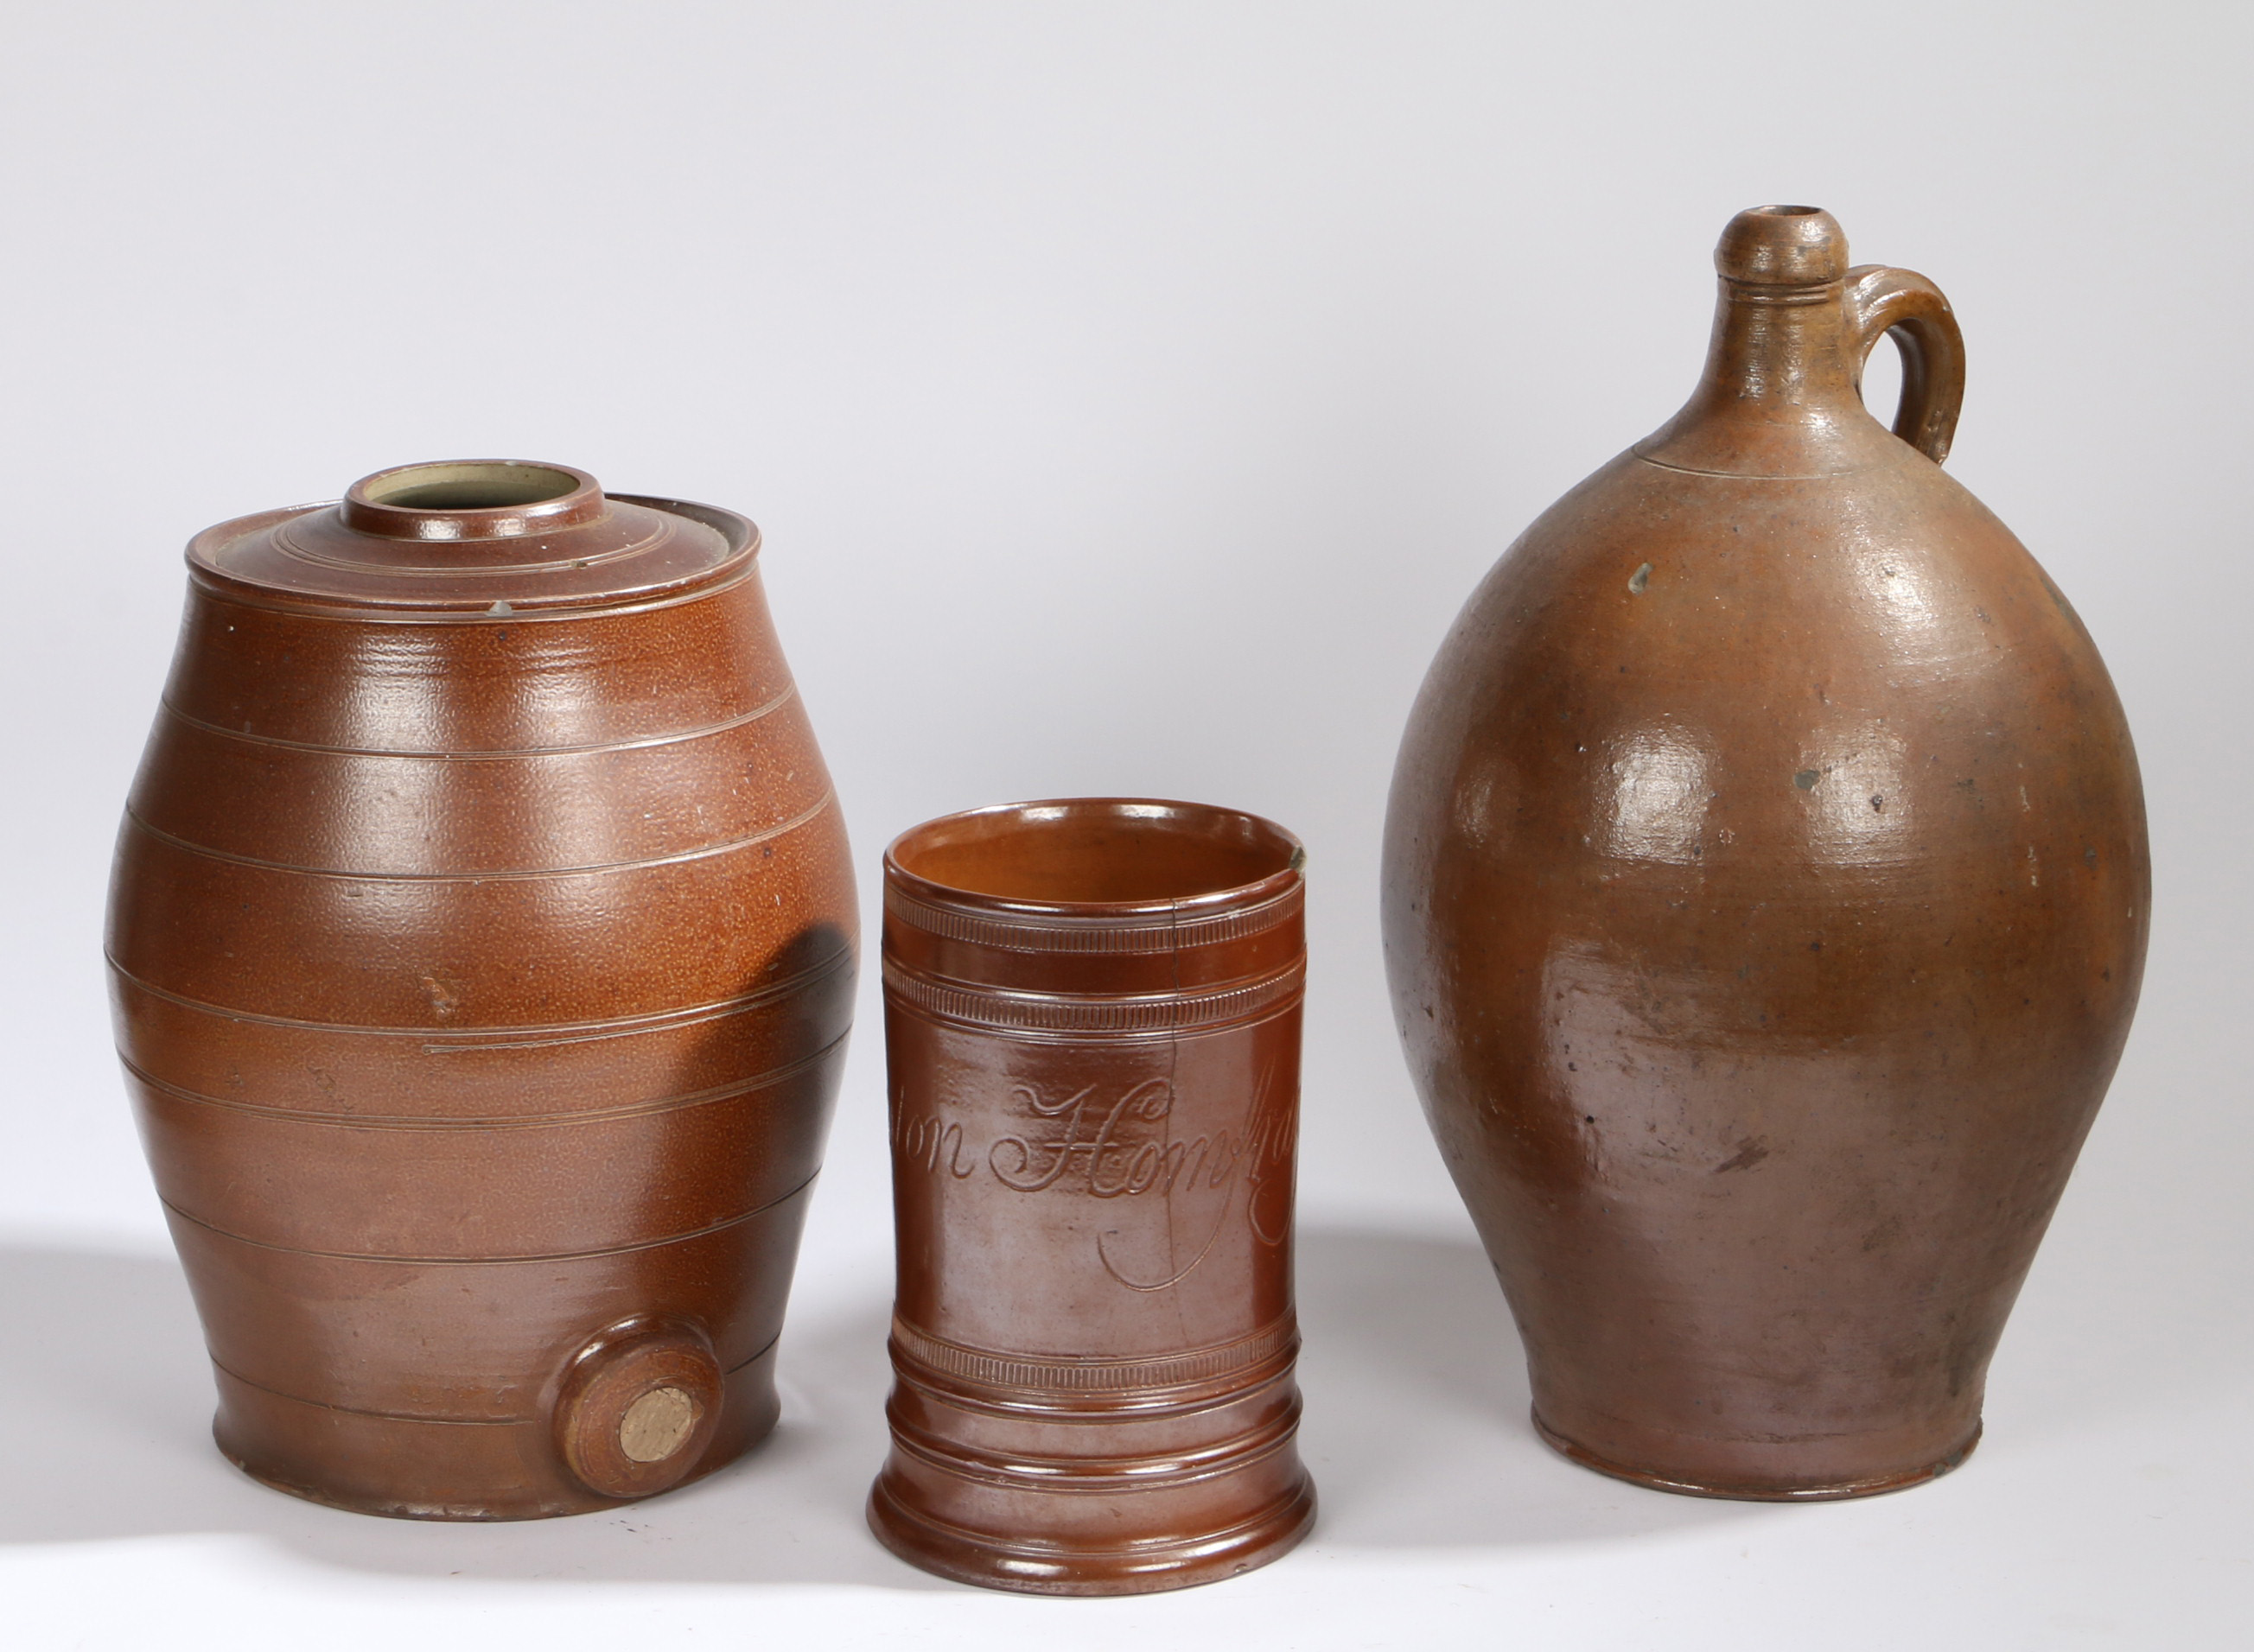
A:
[[1532, 1408, 1982, 1502], [866, 1471, 1315, 1596]]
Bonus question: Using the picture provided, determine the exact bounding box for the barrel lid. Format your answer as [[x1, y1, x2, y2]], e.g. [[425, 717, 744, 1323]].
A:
[[186, 460, 754, 614]]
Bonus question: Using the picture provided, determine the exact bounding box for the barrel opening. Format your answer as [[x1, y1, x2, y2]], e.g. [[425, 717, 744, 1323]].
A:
[[340, 459, 605, 540], [360, 462, 583, 511]]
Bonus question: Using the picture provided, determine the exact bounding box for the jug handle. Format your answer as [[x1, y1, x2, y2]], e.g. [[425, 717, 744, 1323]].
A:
[[1843, 265, 1965, 465]]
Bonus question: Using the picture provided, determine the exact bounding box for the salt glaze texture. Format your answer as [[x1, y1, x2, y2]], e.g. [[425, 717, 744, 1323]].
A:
[[1382, 209, 2149, 1499], [106, 461, 856, 1518], [872, 800, 1315, 1592]]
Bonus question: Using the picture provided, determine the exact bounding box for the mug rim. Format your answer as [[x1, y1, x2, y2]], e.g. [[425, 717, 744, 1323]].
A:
[[883, 797, 1303, 921]]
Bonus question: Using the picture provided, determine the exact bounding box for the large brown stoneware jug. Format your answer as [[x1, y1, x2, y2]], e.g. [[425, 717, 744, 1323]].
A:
[[106, 460, 856, 1518], [1381, 209, 2149, 1500]]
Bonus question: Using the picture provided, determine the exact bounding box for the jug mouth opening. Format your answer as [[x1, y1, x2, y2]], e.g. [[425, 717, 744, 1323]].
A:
[[342, 460, 605, 539], [888, 798, 1303, 912], [1715, 203, 1849, 289]]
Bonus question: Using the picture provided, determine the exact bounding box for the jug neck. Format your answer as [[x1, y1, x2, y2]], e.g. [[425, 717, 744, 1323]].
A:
[[1636, 206, 1884, 477]]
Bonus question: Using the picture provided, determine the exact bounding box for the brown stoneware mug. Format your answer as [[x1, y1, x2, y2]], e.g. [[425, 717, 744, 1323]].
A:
[[869, 799, 1315, 1593], [105, 460, 856, 1518]]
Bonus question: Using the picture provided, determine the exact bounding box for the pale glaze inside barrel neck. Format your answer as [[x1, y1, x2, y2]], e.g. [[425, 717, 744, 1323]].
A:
[[1635, 206, 1886, 478], [341, 460, 608, 541]]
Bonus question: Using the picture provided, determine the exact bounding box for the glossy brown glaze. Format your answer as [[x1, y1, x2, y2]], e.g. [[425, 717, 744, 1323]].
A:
[[870, 800, 1315, 1592], [106, 460, 856, 1519], [1381, 209, 2149, 1500]]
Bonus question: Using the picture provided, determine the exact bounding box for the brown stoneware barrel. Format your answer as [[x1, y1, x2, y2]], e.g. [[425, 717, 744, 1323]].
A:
[[870, 799, 1315, 1592], [105, 460, 856, 1518], [1381, 208, 2149, 1499]]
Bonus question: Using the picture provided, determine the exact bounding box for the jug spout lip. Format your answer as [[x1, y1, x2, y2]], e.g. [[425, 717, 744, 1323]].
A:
[[1716, 205, 1849, 289]]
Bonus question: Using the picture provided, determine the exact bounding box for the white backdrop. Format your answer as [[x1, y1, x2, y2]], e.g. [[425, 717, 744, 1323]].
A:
[[3, 3, 2246, 1647]]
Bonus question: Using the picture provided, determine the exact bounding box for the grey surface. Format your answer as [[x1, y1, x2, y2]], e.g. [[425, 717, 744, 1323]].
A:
[[2, 3, 2246, 1646]]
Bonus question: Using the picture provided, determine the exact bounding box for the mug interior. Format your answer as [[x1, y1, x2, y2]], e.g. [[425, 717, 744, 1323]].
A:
[[890, 799, 1298, 905]]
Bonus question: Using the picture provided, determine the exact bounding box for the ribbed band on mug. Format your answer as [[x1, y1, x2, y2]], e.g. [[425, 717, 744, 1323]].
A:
[[883, 881, 1302, 956], [890, 1313, 1300, 1399], [881, 957, 1303, 1036]]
